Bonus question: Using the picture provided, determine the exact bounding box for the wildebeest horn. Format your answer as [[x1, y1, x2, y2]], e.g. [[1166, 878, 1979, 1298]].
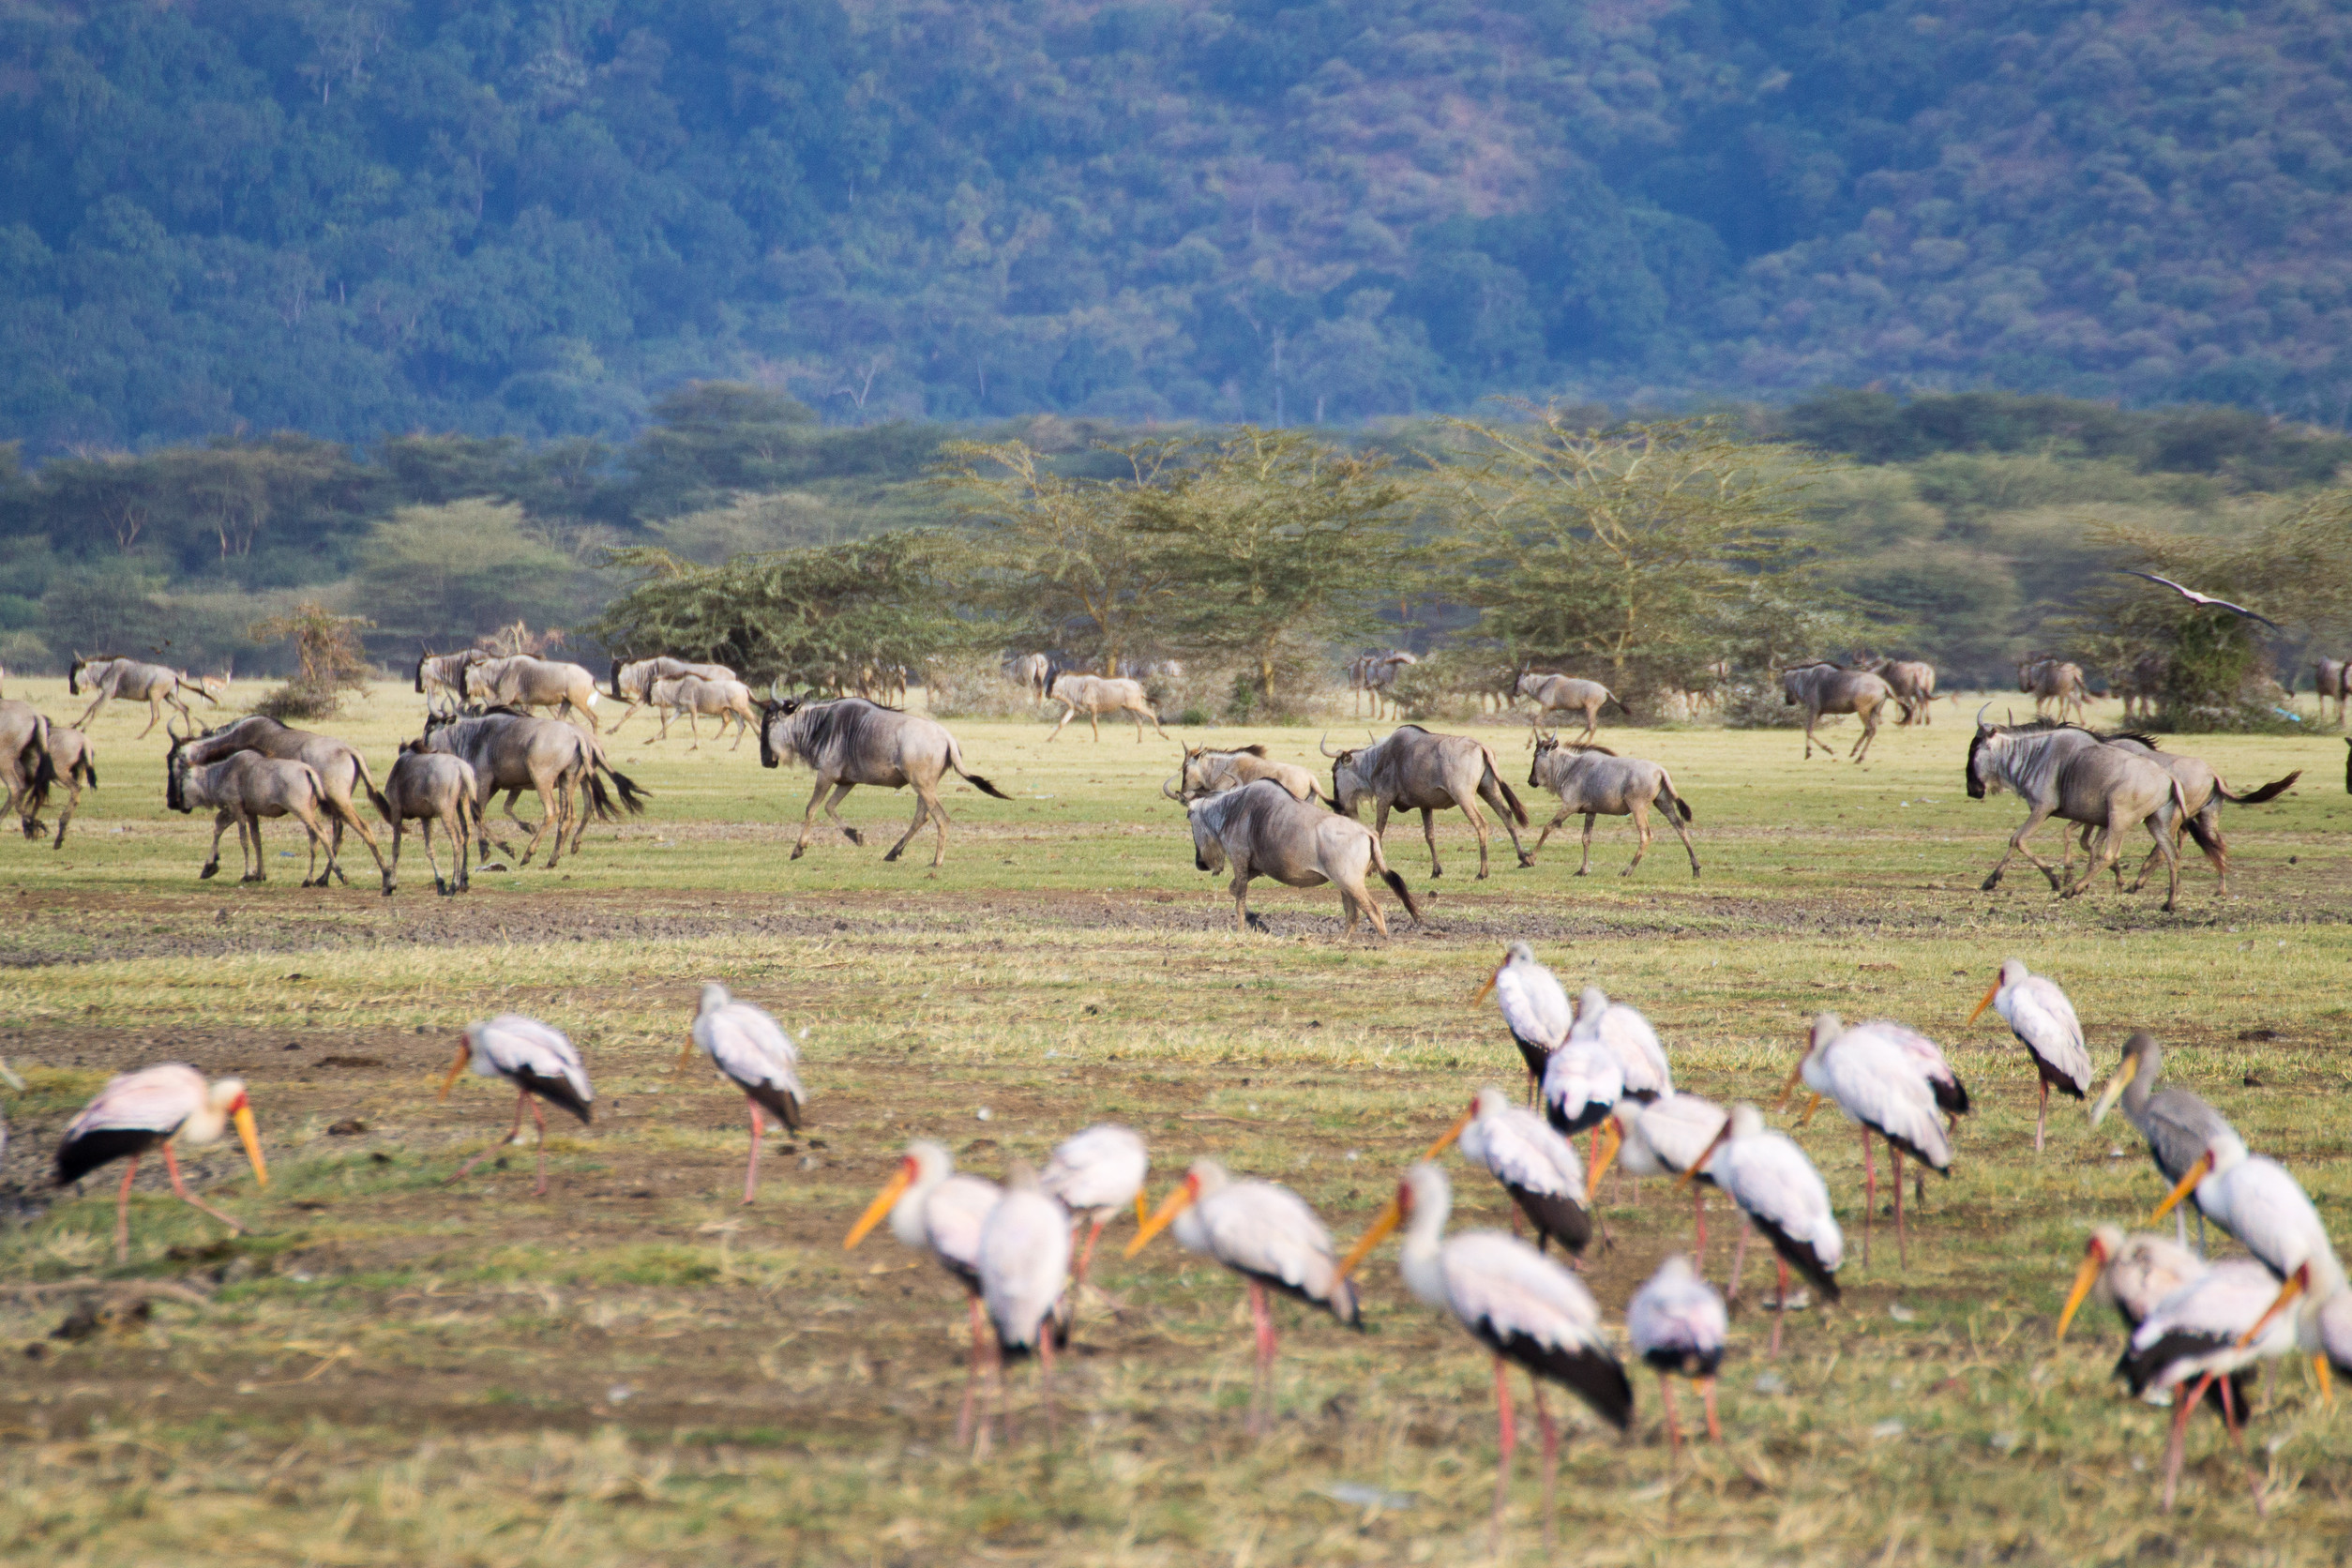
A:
[[1974, 702, 1991, 728], [1161, 773, 1183, 801], [1319, 731, 1341, 757]]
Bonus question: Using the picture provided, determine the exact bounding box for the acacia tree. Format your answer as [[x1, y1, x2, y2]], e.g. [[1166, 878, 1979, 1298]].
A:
[[1428, 409, 1835, 705], [934, 439, 1186, 675], [1126, 429, 1410, 709]]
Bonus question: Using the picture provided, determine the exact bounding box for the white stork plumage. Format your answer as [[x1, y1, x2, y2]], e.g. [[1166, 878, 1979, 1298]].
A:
[[1862, 1018, 1971, 1129], [2118, 1260, 2294, 1512], [845, 1139, 1004, 1445], [974, 1162, 1073, 1455], [2148, 1128, 2343, 1288], [54, 1063, 268, 1261], [1684, 1104, 1842, 1357], [1421, 1086, 1591, 1257], [1126, 1158, 1361, 1438], [1784, 1013, 1950, 1268], [1475, 942, 1573, 1098], [2057, 1225, 2206, 1341], [1571, 987, 1671, 1101], [681, 982, 805, 1205], [1589, 1093, 1727, 1264], [1627, 1254, 1727, 1455], [1968, 957, 2091, 1153], [1537, 1035, 1622, 1140], [1338, 1164, 1630, 1552], [1039, 1122, 1150, 1295], [438, 1014, 594, 1196]]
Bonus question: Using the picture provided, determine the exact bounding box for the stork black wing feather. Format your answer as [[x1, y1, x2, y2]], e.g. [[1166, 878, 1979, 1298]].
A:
[[1471, 1320, 1634, 1429], [515, 1066, 593, 1124], [1506, 1185, 1592, 1255], [1745, 1211, 1842, 1302], [54, 1126, 166, 1185]]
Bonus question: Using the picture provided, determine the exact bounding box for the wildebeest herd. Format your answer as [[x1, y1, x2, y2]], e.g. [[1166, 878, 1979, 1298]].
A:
[[0, 649, 2317, 927]]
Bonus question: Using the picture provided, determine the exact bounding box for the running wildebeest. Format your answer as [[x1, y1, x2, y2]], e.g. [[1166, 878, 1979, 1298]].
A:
[[2079, 734, 2298, 897], [69, 655, 218, 737], [377, 745, 483, 896], [418, 708, 647, 868], [1864, 659, 1938, 726], [2016, 657, 2089, 724], [2118, 653, 2166, 723], [1324, 726, 1531, 879], [0, 699, 52, 838], [1168, 743, 1326, 804], [1523, 733, 1698, 878], [414, 649, 487, 715], [608, 656, 738, 731], [1781, 662, 1895, 762], [1515, 672, 1626, 744], [165, 745, 342, 886], [462, 656, 604, 731], [174, 716, 392, 885], [1965, 711, 2189, 911], [35, 724, 96, 849], [2314, 657, 2351, 724], [1047, 672, 1168, 743], [760, 696, 1010, 867], [1182, 778, 1421, 937], [647, 675, 760, 749]]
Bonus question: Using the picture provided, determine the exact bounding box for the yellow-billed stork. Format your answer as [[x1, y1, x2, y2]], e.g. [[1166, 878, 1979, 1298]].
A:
[[54, 1064, 268, 1261], [973, 1161, 1072, 1455], [1628, 1254, 1726, 1455], [1419, 1086, 1591, 1257], [1682, 1104, 1842, 1356], [2118, 1260, 2293, 1512], [2091, 1032, 2235, 1251], [1784, 1013, 1950, 1267], [1039, 1122, 1149, 1295], [1572, 986, 1671, 1101], [438, 1014, 593, 1196], [1589, 1093, 1727, 1265], [1968, 957, 2091, 1152], [1475, 942, 1572, 1098], [681, 982, 804, 1205], [2148, 1128, 2342, 1287], [2057, 1225, 2205, 1341], [845, 1138, 1003, 1445]]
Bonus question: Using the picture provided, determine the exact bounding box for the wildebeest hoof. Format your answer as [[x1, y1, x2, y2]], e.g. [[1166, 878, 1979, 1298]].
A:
[[201, 863, 220, 880], [882, 847, 902, 863], [436, 880, 455, 897], [381, 882, 396, 897], [790, 845, 807, 860], [1516, 854, 1536, 868], [1979, 874, 2001, 891], [843, 828, 865, 845], [1244, 912, 1273, 932], [242, 873, 264, 883]]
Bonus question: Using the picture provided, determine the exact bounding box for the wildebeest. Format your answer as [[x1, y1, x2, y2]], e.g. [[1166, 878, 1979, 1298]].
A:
[[174, 716, 392, 884], [648, 675, 760, 749], [1781, 662, 1895, 762], [70, 655, 218, 737], [1184, 778, 1421, 936], [1324, 726, 1531, 879], [165, 746, 341, 886], [1047, 672, 1167, 743], [418, 708, 648, 868], [2315, 657, 2351, 724], [0, 699, 52, 838], [34, 724, 96, 849], [1168, 743, 1326, 804], [760, 696, 1010, 866], [2016, 657, 2089, 724], [2085, 734, 2298, 897], [462, 656, 604, 731], [2117, 653, 2166, 723], [1005, 652, 1052, 702], [1348, 651, 1417, 719], [1965, 713, 2188, 911], [1523, 734, 1698, 878], [1515, 672, 1625, 743], [1864, 659, 1938, 726], [414, 649, 487, 715], [608, 656, 737, 731], [377, 745, 483, 896]]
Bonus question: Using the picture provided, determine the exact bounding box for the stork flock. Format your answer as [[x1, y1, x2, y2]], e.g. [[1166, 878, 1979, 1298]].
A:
[[26, 942, 2342, 1531]]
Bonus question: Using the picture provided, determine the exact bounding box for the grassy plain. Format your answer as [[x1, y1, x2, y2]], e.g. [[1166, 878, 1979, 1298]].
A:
[[3, 678, 2351, 1566]]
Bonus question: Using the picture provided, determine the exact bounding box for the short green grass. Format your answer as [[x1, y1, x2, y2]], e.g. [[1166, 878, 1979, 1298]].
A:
[[3, 680, 2351, 1564]]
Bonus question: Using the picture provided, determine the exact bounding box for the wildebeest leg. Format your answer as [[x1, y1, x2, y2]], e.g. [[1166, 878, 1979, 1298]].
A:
[[1624, 802, 1651, 877], [244, 812, 269, 882], [1576, 812, 1596, 876], [730, 708, 749, 751], [1579, 704, 1597, 744], [1802, 705, 1820, 760], [1848, 700, 1880, 762], [683, 709, 703, 751], [1420, 807, 1444, 879], [502, 788, 535, 841], [51, 779, 80, 849], [1089, 707, 1102, 741], [135, 693, 164, 739], [1047, 701, 1079, 742], [421, 817, 450, 896], [884, 783, 939, 864], [1461, 800, 1497, 881], [384, 818, 405, 895], [1983, 804, 2059, 891], [202, 807, 237, 880], [75, 693, 107, 730], [2148, 807, 2180, 912], [821, 781, 862, 846], [297, 805, 335, 887], [1530, 806, 1573, 860], [517, 779, 559, 867]]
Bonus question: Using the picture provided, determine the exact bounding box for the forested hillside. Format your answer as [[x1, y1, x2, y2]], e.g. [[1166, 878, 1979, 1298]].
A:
[[3, 0, 2349, 449]]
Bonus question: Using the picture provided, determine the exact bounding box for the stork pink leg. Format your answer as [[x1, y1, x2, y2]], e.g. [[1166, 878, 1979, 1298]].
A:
[[1076, 1217, 1106, 1290], [957, 1294, 984, 1448], [1038, 1322, 1059, 1449], [1861, 1127, 1876, 1269], [743, 1099, 763, 1205], [2036, 1077, 2050, 1154], [2163, 1374, 2215, 1511], [1892, 1146, 1907, 1269], [113, 1156, 139, 1262], [447, 1086, 532, 1185], [1532, 1378, 1560, 1555], [1658, 1373, 1682, 1461], [1770, 1258, 1790, 1359], [161, 1143, 246, 1235], [1701, 1375, 1721, 1441], [1490, 1355, 1516, 1553], [1248, 1280, 1277, 1439], [527, 1094, 550, 1196]]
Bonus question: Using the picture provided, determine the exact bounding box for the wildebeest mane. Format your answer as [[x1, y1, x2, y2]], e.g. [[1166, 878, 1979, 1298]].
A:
[[776, 697, 897, 766]]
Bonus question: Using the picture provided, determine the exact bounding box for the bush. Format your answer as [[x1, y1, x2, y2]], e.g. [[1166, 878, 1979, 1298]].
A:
[[249, 603, 373, 721], [1722, 679, 1817, 729]]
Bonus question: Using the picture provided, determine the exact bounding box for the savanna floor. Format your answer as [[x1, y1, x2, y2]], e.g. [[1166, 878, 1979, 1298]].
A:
[[2, 678, 2350, 1565]]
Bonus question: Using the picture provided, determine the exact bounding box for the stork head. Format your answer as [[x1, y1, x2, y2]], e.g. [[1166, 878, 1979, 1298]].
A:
[[2091, 1033, 2157, 1127], [2056, 1225, 2122, 1340], [1125, 1161, 1219, 1259], [204, 1078, 268, 1189]]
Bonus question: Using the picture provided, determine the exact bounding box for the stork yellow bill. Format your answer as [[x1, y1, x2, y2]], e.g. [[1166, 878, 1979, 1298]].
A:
[[2230, 1261, 2337, 1402], [2057, 1248, 2105, 1341], [845, 1155, 918, 1249]]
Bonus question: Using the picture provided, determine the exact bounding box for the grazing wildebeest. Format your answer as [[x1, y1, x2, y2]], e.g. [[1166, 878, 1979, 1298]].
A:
[[1781, 662, 1894, 761], [419, 709, 647, 868], [69, 655, 218, 736], [2016, 657, 2089, 724], [2315, 657, 2351, 724], [1325, 726, 1531, 879], [462, 656, 604, 731], [165, 745, 341, 886], [1005, 653, 1052, 702], [1349, 651, 1416, 719], [0, 699, 52, 838], [648, 675, 760, 749], [1515, 672, 1625, 743], [378, 745, 483, 895], [1047, 672, 1167, 743], [2082, 734, 2298, 897], [415, 649, 487, 716], [2118, 653, 2166, 723], [35, 725, 96, 849], [1182, 778, 1421, 936], [760, 696, 1010, 866], [1168, 743, 1326, 804], [1865, 659, 1938, 726], [1523, 734, 1698, 878], [175, 716, 392, 884], [1965, 712, 2188, 911], [608, 656, 737, 731]]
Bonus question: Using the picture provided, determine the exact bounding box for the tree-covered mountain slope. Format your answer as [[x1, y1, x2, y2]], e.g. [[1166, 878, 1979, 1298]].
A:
[[3, 0, 2346, 449]]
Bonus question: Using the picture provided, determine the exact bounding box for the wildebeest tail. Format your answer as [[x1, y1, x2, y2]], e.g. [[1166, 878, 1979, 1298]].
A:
[[946, 737, 1012, 800], [584, 769, 618, 822], [350, 753, 394, 823], [600, 761, 650, 814], [2183, 807, 2224, 864], [1367, 836, 1424, 925], [1608, 688, 1630, 716], [1656, 766, 1693, 822], [19, 732, 53, 818], [2219, 770, 2299, 805], [1476, 745, 1530, 826]]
